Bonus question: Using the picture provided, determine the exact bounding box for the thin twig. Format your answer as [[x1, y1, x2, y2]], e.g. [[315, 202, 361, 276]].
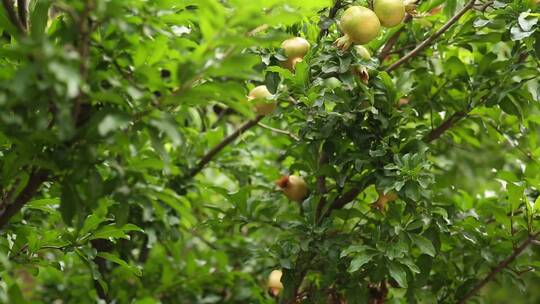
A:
[[377, 15, 413, 61], [188, 115, 264, 178], [318, 174, 375, 224], [16, 0, 26, 30], [385, 0, 477, 72], [474, 0, 494, 12], [457, 232, 540, 304], [0, 169, 49, 230], [485, 121, 537, 163], [315, 147, 329, 220], [2, 0, 25, 33], [318, 0, 344, 39], [424, 111, 467, 143], [257, 122, 299, 141]]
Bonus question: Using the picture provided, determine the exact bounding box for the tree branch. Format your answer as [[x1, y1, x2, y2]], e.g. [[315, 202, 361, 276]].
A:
[[257, 122, 299, 141], [0, 169, 49, 230], [318, 0, 344, 39], [385, 0, 477, 72], [457, 232, 540, 304], [188, 115, 264, 178], [2, 0, 25, 33], [318, 174, 375, 223], [315, 148, 329, 220], [377, 15, 412, 61], [424, 111, 467, 143], [16, 0, 26, 30]]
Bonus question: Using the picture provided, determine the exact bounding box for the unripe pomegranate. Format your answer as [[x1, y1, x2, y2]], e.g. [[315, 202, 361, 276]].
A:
[[354, 45, 371, 60], [281, 37, 310, 60], [276, 175, 308, 202], [323, 77, 342, 89], [335, 6, 381, 51], [374, 0, 406, 27], [398, 98, 409, 107], [374, 190, 398, 211], [268, 270, 283, 297], [248, 85, 276, 116]]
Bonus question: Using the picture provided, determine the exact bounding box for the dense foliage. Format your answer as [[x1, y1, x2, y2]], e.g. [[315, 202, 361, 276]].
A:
[[1, 0, 540, 303]]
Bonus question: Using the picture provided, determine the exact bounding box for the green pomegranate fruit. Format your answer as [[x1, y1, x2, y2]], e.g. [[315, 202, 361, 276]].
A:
[[323, 77, 342, 90], [281, 37, 310, 59], [354, 45, 371, 60], [267, 270, 283, 297], [334, 6, 381, 51], [374, 0, 406, 27], [248, 85, 276, 116], [374, 190, 399, 211], [276, 175, 308, 202]]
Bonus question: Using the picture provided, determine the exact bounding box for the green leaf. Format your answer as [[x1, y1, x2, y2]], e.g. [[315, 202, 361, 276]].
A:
[[534, 195, 540, 214], [29, 0, 51, 39], [88, 224, 143, 241], [399, 257, 420, 274], [60, 183, 80, 225], [0, 4, 19, 36], [25, 198, 60, 214], [507, 182, 524, 211], [388, 261, 408, 288], [410, 234, 436, 257], [97, 252, 142, 276], [340, 244, 369, 258], [445, 56, 468, 78], [348, 253, 376, 273], [378, 71, 396, 103], [98, 113, 130, 136], [79, 214, 109, 237]]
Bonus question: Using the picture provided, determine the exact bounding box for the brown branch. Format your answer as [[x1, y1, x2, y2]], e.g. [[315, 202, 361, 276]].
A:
[[329, 187, 364, 211], [457, 232, 540, 304], [90, 239, 113, 302], [257, 122, 299, 141], [315, 149, 329, 220], [474, 0, 493, 12], [377, 15, 413, 61], [0, 169, 49, 229], [318, 174, 375, 224], [188, 115, 264, 178], [318, 0, 344, 39], [16, 0, 26, 30], [2, 0, 25, 33], [385, 0, 477, 72], [424, 111, 467, 143]]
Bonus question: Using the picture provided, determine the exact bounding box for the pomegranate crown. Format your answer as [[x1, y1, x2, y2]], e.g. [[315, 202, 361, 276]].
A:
[[276, 176, 289, 189]]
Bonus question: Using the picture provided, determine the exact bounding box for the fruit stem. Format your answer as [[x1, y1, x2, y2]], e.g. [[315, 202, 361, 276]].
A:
[[334, 34, 353, 51]]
